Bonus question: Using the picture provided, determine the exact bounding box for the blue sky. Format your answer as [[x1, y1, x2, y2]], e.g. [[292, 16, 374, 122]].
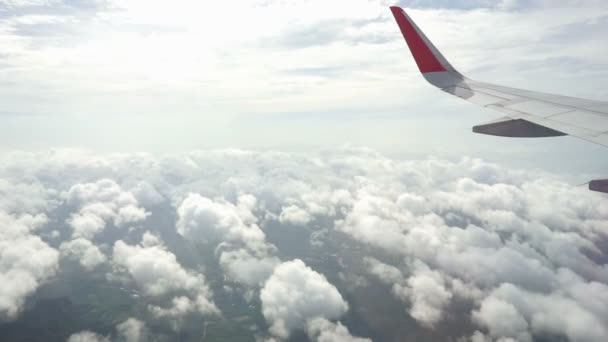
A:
[[0, 0, 607, 175]]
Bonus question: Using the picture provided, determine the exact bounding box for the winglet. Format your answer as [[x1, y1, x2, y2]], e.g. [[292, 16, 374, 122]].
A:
[[390, 6, 456, 75]]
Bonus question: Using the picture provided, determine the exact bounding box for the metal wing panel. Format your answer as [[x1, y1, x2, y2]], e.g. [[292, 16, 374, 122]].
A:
[[470, 80, 608, 115], [463, 83, 608, 144], [390, 5, 608, 192]]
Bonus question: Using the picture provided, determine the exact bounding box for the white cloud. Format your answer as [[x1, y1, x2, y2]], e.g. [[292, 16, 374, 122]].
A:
[[60, 238, 107, 270], [472, 295, 532, 342], [365, 257, 405, 285], [279, 204, 313, 226], [116, 317, 147, 342], [0, 212, 58, 321], [176, 193, 280, 287], [218, 249, 280, 287], [66, 179, 148, 239], [0, 147, 607, 340], [112, 233, 218, 317], [473, 283, 608, 342], [176, 194, 266, 252], [69, 318, 147, 342], [0, 179, 57, 215], [260, 259, 349, 339], [394, 261, 453, 327], [67, 331, 110, 342], [307, 318, 371, 342], [366, 258, 452, 326], [148, 295, 216, 319]]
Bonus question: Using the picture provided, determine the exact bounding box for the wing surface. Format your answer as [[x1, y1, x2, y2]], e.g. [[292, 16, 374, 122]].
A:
[[390, 6, 608, 147]]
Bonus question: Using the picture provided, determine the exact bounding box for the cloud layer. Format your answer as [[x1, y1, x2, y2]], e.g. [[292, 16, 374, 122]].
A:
[[0, 147, 606, 341]]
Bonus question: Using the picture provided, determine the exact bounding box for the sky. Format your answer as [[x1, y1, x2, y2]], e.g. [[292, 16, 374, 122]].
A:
[[0, 0, 607, 168], [1, 1, 608, 342]]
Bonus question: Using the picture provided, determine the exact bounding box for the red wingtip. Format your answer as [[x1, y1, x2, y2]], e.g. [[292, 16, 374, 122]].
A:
[[390, 6, 447, 74]]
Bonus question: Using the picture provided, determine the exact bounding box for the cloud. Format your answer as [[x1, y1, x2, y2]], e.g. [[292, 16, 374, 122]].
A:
[[111, 232, 218, 317], [60, 237, 106, 270], [366, 258, 452, 327], [329, 155, 607, 337], [393, 261, 453, 327], [176, 193, 266, 252], [0, 147, 606, 340], [176, 193, 280, 286], [2, 0, 608, 152], [67, 331, 110, 342], [473, 282, 608, 342], [365, 257, 405, 285], [307, 318, 371, 342], [148, 295, 216, 320], [66, 179, 148, 239], [471, 293, 532, 342], [68, 317, 146, 342], [279, 204, 313, 226], [218, 248, 280, 287], [116, 317, 147, 342], [260, 259, 349, 339], [0, 178, 57, 214], [0, 212, 58, 321]]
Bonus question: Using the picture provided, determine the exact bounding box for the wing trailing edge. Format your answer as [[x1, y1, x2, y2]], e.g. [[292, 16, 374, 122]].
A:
[[473, 117, 566, 137]]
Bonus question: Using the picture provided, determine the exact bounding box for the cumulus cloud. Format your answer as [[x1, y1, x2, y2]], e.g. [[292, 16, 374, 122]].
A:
[[260, 259, 349, 339], [66, 179, 148, 239], [394, 261, 452, 327], [67, 331, 110, 342], [116, 318, 147, 342], [148, 295, 218, 320], [60, 238, 106, 270], [279, 204, 313, 226], [0, 179, 58, 215], [68, 317, 147, 342], [334, 155, 608, 337], [177, 193, 266, 252], [366, 258, 452, 327], [218, 249, 280, 287], [0, 147, 606, 341], [0, 212, 58, 321], [111, 232, 218, 317], [307, 318, 371, 342], [177, 193, 279, 286], [473, 282, 608, 342]]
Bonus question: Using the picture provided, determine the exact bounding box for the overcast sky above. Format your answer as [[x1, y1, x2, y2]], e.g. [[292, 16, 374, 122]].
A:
[[0, 0, 607, 172]]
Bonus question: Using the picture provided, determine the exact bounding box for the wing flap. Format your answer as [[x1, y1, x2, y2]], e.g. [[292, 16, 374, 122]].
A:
[[550, 111, 608, 133], [473, 117, 566, 137], [501, 101, 572, 118], [484, 104, 601, 139]]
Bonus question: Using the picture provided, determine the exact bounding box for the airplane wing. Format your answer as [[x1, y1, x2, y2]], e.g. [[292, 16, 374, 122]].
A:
[[389, 6, 608, 193]]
